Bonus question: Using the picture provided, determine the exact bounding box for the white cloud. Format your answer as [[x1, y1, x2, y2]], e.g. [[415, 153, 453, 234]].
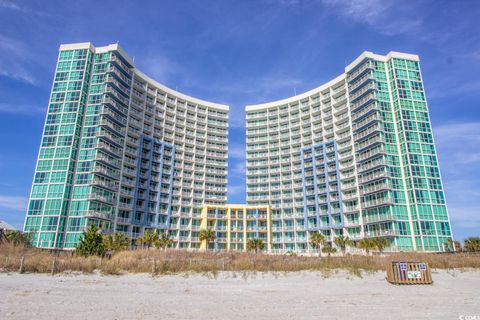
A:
[[207, 75, 305, 129], [0, 0, 49, 16], [231, 162, 246, 176], [0, 69, 36, 84], [227, 185, 245, 195], [433, 122, 480, 234], [321, 0, 423, 37], [140, 55, 183, 86], [0, 34, 37, 85], [448, 205, 480, 229], [0, 103, 46, 115], [434, 122, 480, 173], [229, 144, 245, 159], [0, 195, 28, 211], [0, 0, 20, 10]]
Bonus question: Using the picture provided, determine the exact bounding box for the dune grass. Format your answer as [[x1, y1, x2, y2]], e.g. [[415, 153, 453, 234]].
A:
[[1, 243, 479, 276]]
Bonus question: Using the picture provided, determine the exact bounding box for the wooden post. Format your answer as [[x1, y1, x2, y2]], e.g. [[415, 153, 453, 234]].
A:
[[152, 257, 157, 276], [222, 258, 225, 270], [51, 255, 57, 276], [19, 256, 25, 274]]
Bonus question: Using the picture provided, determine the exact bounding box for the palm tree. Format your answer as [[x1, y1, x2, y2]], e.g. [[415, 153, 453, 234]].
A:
[[309, 232, 326, 257], [3, 230, 32, 247], [199, 229, 216, 252], [137, 229, 158, 249], [322, 244, 337, 257], [103, 233, 130, 252], [154, 231, 173, 251], [372, 237, 390, 253], [247, 238, 265, 253], [334, 235, 353, 256], [464, 237, 480, 252], [358, 238, 375, 255]]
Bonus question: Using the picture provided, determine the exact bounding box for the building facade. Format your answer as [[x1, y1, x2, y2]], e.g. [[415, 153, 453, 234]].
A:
[[24, 43, 229, 249], [200, 204, 272, 252], [246, 51, 452, 253]]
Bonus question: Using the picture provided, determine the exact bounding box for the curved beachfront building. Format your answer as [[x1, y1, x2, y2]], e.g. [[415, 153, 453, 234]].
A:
[[24, 43, 229, 249], [246, 51, 453, 253]]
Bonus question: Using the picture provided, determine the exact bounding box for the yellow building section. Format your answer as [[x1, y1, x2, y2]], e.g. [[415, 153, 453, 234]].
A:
[[200, 204, 272, 252]]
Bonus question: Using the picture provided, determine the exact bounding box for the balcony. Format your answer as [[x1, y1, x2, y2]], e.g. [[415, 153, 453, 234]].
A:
[[361, 198, 394, 209], [85, 210, 114, 221], [91, 178, 118, 191], [363, 213, 395, 224], [364, 229, 398, 237]]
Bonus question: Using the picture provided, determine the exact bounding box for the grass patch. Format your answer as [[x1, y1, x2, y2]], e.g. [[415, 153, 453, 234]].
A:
[[1, 243, 479, 276]]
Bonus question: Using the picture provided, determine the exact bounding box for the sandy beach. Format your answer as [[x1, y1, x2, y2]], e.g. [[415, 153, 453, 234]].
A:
[[1, 270, 479, 319]]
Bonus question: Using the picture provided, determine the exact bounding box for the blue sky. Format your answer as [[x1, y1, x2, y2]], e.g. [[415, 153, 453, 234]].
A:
[[0, 0, 479, 241]]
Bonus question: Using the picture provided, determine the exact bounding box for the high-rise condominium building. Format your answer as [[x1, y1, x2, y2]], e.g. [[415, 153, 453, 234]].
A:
[[246, 51, 452, 253], [24, 43, 229, 249]]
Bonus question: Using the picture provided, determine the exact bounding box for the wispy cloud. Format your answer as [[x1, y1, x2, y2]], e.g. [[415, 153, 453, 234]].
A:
[[0, 34, 38, 85], [0, 0, 49, 16], [448, 205, 480, 229], [227, 185, 245, 196], [0, 195, 28, 211], [321, 0, 423, 37], [208, 74, 304, 128], [0, 0, 20, 10], [231, 162, 246, 176], [0, 69, 36, 84], [428, 79, 480, 100], [433, 122, 480, 232], [0, 103, 46, 115], [229, 144, 245, 159], [139, 55, 184, 86], [434, 122, 480, 173]]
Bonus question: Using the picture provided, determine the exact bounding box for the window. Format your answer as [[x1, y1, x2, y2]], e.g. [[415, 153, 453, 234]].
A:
[[44, 125, 58, 136], [52, 159, 69, 170], [73, 49, 87, 59], [39, 148, 54, 159], [55, 147, 70, 158], [65, 91, 80, 102], [46, 114, 61, 124], [55, 72, 69, 81], [67, 81, 82, 91], [48, 103, 63, 113], [69, 71, 84, 80], [44, 200, 62, 215], [41, 216, 58, 231], [68, 217, 83, 231], [47, 184, 64, 198], [57, 136, 73, 147], [50, 171, 66, 183], [34, 172, 49, 183], [28, 199, 44, 215], [64, 102, 78, 112], [59, 50, 73, 60], [31, 185, 48, 198], [42, 136, 56, 147]]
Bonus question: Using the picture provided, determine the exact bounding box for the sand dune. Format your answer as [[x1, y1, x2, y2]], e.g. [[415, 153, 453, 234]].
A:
[[0, 270, 479, 319]]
